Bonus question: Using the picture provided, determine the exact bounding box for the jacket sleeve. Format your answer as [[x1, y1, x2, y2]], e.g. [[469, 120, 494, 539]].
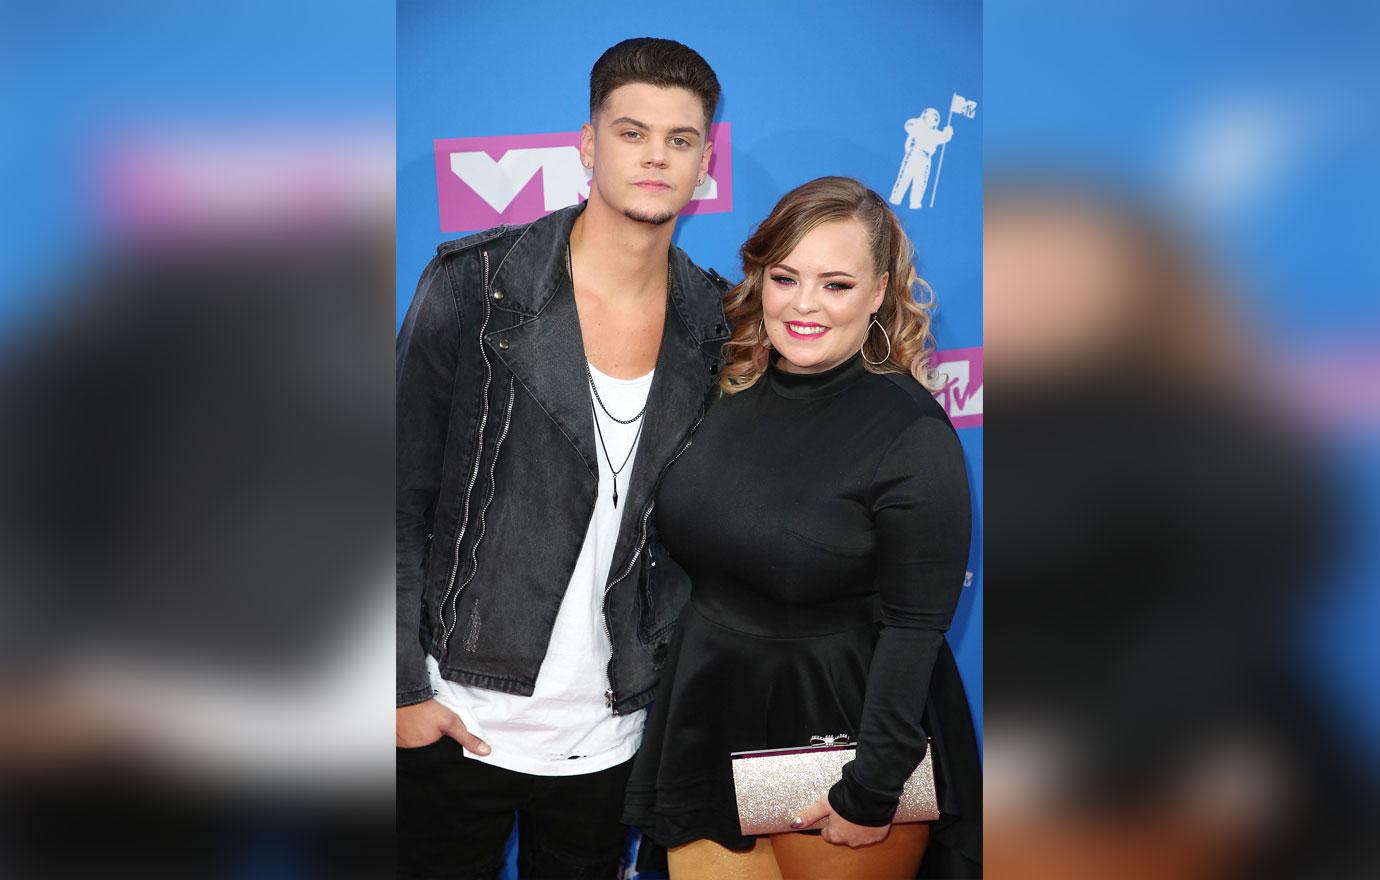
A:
[[395, 255, 465, 707], [827, 413, 972, 826]]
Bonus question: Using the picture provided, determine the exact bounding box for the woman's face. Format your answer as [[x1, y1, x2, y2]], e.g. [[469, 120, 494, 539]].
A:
[[761, 218, 887, 374]]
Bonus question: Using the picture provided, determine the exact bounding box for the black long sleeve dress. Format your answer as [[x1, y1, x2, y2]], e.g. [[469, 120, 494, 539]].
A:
[[624, 352, 980, 871]]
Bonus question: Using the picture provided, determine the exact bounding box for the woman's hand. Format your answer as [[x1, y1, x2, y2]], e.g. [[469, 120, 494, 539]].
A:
[[791, 793, 892, 848]]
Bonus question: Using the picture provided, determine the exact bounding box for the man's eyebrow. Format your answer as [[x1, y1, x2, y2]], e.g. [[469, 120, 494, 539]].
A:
[[607, 116, 702, 138], [774, 263, 857, 279]]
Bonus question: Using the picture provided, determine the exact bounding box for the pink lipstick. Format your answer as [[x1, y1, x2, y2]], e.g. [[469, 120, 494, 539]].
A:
[[783, 321, 830, 340]]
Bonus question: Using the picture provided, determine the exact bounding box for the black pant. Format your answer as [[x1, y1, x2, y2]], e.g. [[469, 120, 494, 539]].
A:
[[397, 737, 634, 880]]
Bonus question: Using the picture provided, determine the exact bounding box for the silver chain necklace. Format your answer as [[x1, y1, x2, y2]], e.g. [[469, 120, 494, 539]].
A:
[[586, 360, 648, 424]]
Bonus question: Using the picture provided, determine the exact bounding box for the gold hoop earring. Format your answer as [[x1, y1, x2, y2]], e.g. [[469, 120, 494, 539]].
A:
[[862, 314, 891, 365]]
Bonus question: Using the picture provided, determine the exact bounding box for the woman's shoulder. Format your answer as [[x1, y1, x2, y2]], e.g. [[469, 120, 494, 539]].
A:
[[859, 369, 956, 436], [861, 373, 968, 494]]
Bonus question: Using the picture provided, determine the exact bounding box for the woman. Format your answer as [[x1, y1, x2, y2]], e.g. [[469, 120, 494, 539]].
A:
[[624, 177, 980, 879]]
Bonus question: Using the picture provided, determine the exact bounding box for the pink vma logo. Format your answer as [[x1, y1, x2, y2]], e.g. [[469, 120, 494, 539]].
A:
[[434, 124, 733, 232], [930, 347, 983, 428]]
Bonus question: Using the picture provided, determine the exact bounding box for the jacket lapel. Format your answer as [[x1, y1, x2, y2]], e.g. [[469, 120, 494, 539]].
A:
[[612, 254, 723, 539], [486, 284, 599, 479], [484, 206, 599, 479]]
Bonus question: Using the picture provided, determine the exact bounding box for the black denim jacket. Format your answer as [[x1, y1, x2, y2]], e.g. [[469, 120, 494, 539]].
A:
[[396, 203, 730, 713]]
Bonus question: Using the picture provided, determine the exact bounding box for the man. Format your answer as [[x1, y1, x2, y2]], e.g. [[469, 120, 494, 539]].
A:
[[396, 38, 730, 879]]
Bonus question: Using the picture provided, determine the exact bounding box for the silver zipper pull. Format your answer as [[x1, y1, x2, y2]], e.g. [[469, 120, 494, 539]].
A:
[[605, 688, 615, 708]]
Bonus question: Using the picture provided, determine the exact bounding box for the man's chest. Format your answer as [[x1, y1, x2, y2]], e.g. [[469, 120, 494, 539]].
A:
[[575, 294, 666, 377]]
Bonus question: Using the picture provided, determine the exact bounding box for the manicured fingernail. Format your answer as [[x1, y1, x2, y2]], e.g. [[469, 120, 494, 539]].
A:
[[477, 743, 491, 755], [789, 817, 804, 829]]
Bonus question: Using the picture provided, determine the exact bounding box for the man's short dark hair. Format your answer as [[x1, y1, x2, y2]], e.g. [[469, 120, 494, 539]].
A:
[[590, 38, 720, 131]]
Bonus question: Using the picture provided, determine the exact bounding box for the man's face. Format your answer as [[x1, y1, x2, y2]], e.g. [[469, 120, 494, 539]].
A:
[[581, 83, 712, 226]]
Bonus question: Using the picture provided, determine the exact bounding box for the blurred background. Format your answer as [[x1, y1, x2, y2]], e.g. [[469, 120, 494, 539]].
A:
[[1, 1, 396, 877], [984, 1, 1379, 878], [2, 0, 1378, 878]]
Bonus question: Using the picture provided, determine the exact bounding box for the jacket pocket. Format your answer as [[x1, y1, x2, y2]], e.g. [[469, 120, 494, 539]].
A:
[[637, 537, 691, 646]]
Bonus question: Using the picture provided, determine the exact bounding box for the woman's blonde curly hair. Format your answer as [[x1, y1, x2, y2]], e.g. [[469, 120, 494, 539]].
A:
[[719, 176, 941, 394]]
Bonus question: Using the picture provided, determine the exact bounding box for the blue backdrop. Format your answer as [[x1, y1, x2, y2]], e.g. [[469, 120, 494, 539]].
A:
[[397, 1, 982, 872]]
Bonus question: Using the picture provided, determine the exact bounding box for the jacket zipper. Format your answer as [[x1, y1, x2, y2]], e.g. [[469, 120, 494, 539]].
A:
[[442, 376, 515, 658], [438, 250, 495, 657], [600, 409, 704, 712]]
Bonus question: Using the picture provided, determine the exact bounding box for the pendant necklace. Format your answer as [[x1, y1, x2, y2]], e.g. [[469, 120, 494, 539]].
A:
[[568, 244, 665, 507], [589, 391, 643, 508]]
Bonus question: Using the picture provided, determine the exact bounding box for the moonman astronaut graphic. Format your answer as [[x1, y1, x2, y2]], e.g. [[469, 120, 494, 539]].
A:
[[889, 108, 953, 210]]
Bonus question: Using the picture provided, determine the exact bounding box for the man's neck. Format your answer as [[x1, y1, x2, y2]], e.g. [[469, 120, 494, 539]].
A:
[[568, 194, 676, 303]]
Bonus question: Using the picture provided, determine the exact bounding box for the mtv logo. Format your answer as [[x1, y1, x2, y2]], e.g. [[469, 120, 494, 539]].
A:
[[930, 346, 983, 428], [434, 124, 733, 232]]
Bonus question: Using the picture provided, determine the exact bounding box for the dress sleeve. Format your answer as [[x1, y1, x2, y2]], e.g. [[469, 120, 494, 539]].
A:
[[827, 412, 972, 826]]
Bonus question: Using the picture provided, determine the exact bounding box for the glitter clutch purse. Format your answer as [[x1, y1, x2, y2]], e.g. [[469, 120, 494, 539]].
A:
[[730, 735, 938, 836]]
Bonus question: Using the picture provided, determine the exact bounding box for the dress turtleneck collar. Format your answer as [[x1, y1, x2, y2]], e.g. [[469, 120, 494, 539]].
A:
[[766, 351, 869, 400]]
